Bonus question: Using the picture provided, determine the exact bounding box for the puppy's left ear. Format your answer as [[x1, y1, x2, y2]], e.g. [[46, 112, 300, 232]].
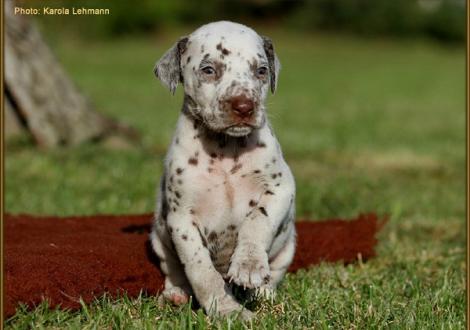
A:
[[262, 36, 281, 94], [154, 37, 189, 95]]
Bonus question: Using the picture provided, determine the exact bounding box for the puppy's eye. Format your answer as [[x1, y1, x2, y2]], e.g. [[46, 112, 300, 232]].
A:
[[201, 66, 215, 75], [256, 66, 268, 76]]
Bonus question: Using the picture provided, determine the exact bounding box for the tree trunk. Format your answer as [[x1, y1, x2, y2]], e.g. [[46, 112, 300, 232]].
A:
[[4, 0, 139, 147]]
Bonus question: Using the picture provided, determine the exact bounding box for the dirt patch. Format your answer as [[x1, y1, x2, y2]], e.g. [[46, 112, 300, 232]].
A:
[[4, 213, 385, 317]]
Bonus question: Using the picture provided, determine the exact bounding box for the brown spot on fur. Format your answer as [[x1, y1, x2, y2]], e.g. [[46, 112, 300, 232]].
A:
[[228, 224, 236, 231], [249, 200, 257, 207], [207, 167, 213, 173], [264, 275, 271, 284], [182, 235, 188, 240], [188, 157, 198, 166], [176, 168, 184, 175], [230, 163, 243, 174], [177, 179, 183, 185], [254, 170, 261, 174], [248, 58, 258, 76], [210, 153, 217, 158], [208, 231, 218, 242], [213, 61, 226, 81], [175, 191, 181, 199], [186, 56, 191, 64], [257, 141, 266, 148], [271, 174, 277, 179], [259, 207, 268, 216], [265, 190, 275, 195], [190, 209, 196, 215], [275, 183, 280, 187]]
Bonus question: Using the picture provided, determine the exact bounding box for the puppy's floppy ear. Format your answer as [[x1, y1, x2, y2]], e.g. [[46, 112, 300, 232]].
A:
[[262, 36, 281, 94], [154, 37, 189, 95]]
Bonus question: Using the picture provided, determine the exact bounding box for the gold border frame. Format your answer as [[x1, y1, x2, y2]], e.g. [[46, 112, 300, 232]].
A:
[[1, 0, 5, 327], [0, 2, 468, 328]]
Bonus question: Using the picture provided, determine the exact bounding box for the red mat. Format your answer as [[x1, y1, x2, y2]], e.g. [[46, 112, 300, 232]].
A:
[[4, 213, 385, 317]]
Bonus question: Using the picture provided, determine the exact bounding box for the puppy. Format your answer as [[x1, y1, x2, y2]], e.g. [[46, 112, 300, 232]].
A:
[[151, 21, 296, 319]]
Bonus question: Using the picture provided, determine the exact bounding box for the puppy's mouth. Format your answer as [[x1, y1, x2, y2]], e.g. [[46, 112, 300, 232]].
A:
[[224, 123, 254, 137]]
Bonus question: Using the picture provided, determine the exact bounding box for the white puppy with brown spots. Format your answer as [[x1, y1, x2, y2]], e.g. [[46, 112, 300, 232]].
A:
[[150, 21, 296, 319]]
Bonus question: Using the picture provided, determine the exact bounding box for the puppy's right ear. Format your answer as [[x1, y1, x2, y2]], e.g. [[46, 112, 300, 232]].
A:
[[154, 37, 189, 95]]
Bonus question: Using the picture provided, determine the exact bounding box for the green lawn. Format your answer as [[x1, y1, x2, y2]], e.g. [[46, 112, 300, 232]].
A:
[[5, 27, 466, 329]]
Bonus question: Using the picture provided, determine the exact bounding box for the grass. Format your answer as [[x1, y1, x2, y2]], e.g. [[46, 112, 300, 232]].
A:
[[4, 26, 466, 329]]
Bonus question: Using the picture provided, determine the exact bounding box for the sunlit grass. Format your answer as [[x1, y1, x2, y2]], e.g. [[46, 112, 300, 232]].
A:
[[5, 29, 465, 328]]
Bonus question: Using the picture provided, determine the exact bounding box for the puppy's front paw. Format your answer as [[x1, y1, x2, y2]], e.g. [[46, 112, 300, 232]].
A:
[[227, 243, 270, 289]]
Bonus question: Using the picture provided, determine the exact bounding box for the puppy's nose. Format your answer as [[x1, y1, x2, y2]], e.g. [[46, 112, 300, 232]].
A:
[[230, 95, 254, 118]]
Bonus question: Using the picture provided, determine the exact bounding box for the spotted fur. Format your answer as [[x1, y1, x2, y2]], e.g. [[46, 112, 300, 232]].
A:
[[151, 21, 295, 320]]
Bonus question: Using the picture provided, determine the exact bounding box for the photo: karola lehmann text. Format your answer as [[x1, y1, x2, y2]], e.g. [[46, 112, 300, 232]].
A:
[[14, 6, 110, 16]]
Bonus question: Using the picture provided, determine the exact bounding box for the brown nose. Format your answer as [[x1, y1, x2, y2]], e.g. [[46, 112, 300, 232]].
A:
[[230, 95, 254, 118]]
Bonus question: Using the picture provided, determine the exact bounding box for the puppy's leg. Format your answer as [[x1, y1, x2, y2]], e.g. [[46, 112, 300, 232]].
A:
[[152, 176, 192, 305], [151, 229, 191, 305], [228, 187, 295, 290], [167, 211, 253, 319], [256, 227, 296, 300]]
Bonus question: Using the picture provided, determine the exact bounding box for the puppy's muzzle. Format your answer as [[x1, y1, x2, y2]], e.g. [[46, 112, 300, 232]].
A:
[[229, 94, 255, 120]]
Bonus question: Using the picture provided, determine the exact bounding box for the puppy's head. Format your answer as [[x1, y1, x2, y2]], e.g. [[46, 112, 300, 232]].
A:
[[154, 21, 280, 137]]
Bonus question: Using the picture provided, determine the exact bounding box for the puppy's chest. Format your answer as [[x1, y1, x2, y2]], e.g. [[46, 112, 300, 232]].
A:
[[169, 130, 284, 218], [185, 151, 268, 219], [175, 149, 277, 274]]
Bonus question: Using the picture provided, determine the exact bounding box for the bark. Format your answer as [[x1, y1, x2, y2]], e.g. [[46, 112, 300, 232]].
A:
[[4, 0, 139, 147]]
